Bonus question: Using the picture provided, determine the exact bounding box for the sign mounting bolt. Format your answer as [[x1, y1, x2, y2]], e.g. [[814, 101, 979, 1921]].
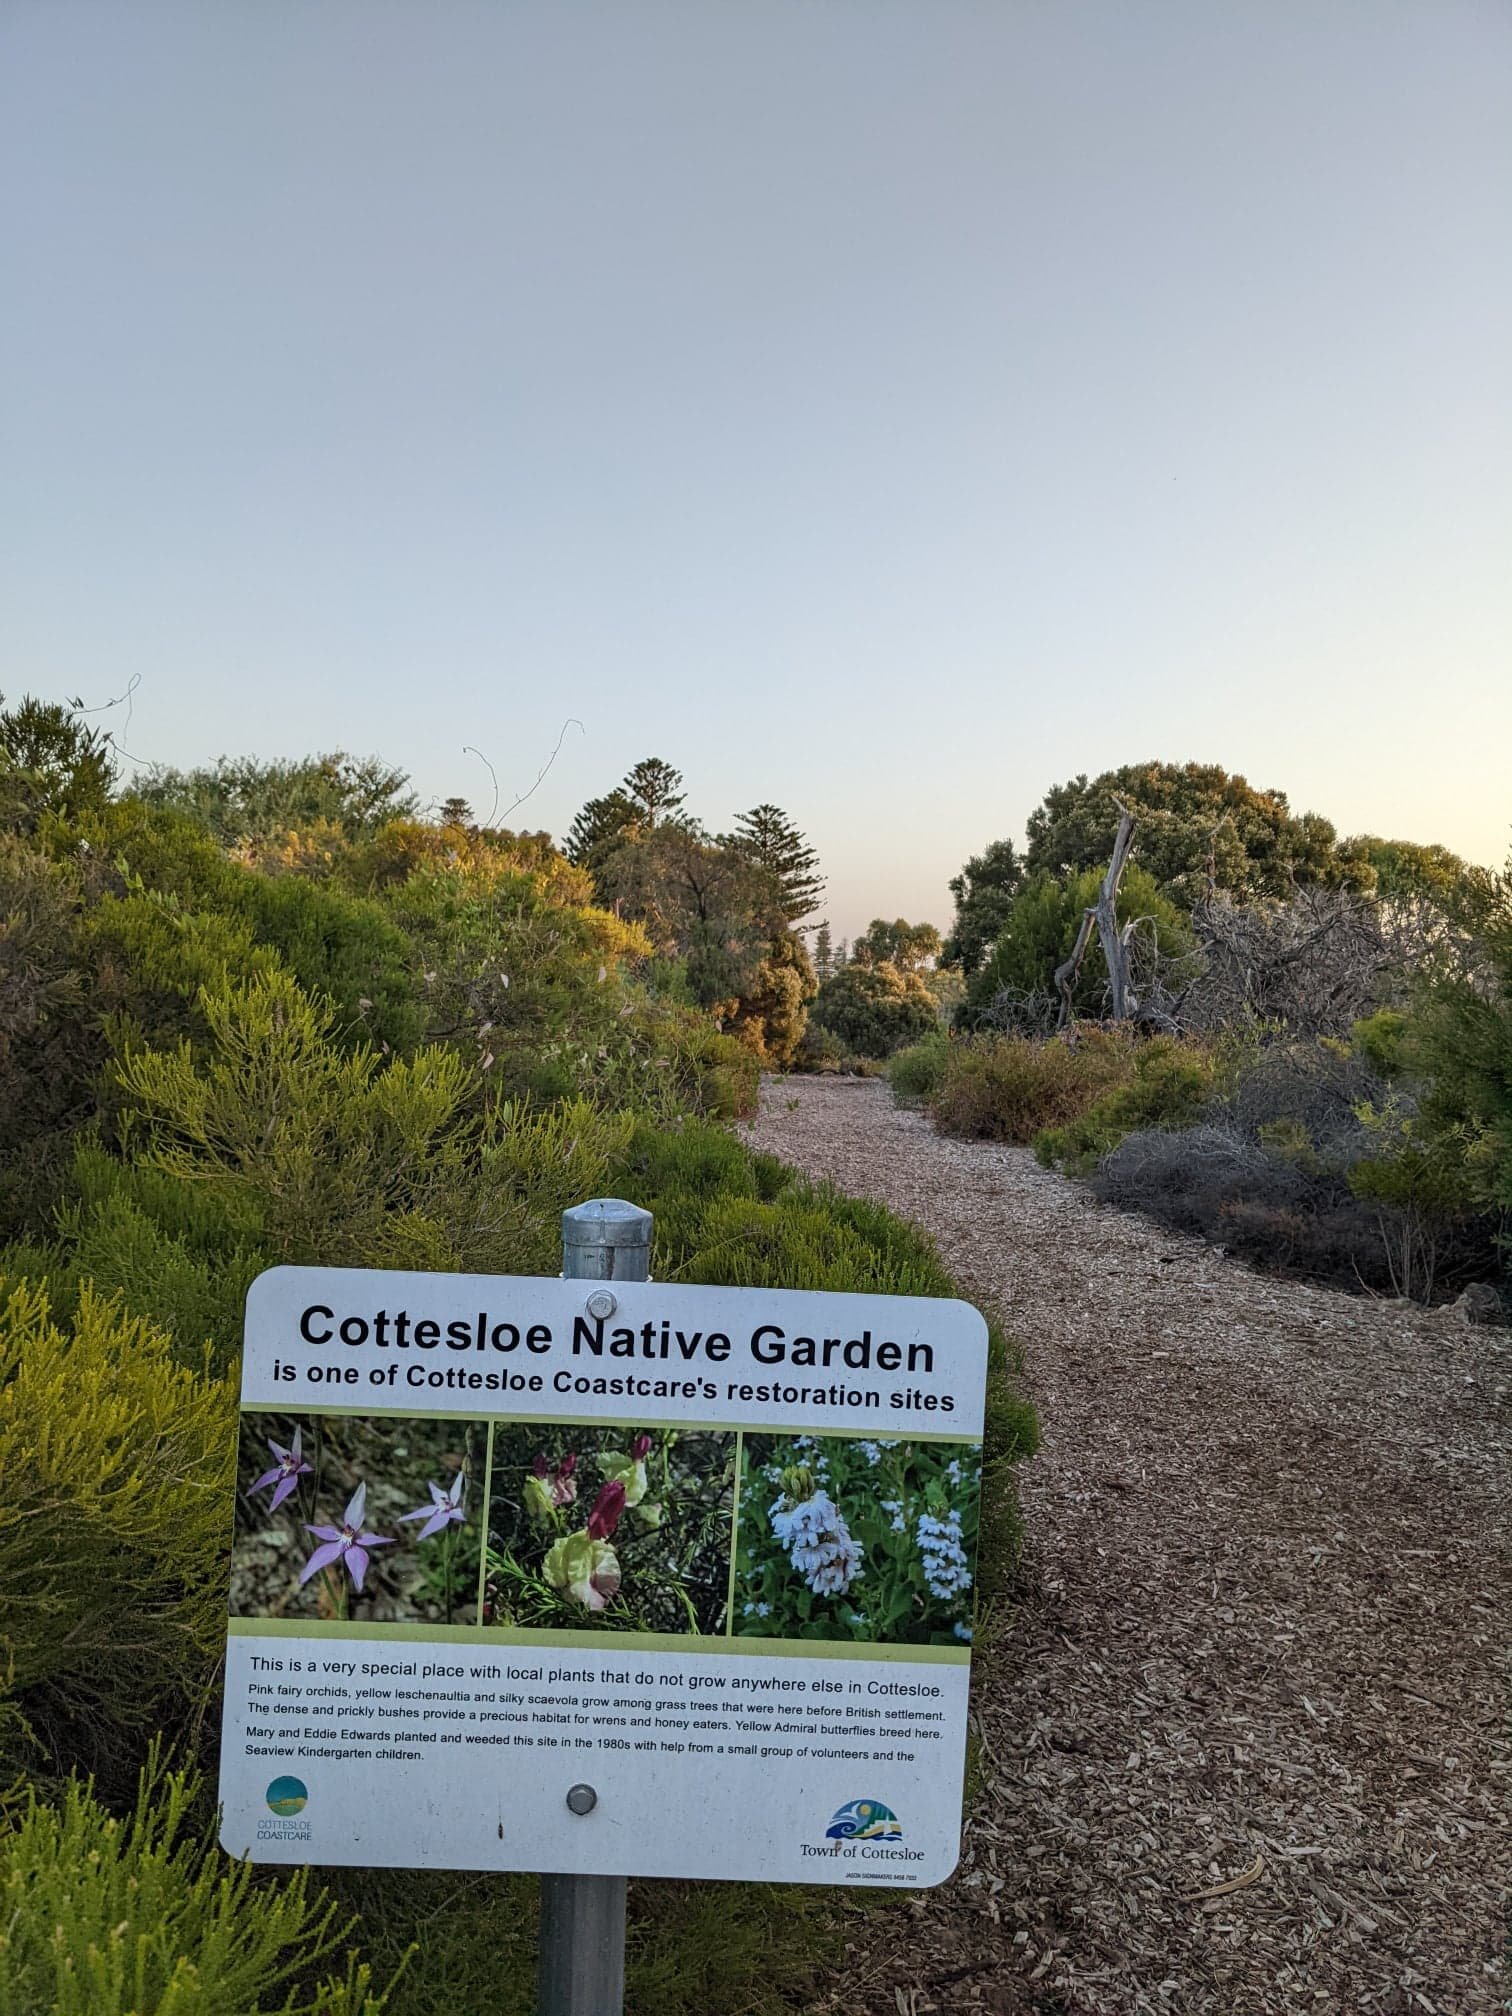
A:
[[565, 1783, 598, 1816], [585, 1289, 617, 1321]]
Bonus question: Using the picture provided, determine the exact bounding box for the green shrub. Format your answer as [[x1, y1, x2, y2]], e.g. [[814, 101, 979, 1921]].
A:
[[887, 1030, 950, 1103], [0, 1750, 394, 2015], [1414, 870, 1512, 1226], [48, 1151, 265, 1370], [959, 864, 1191, 1029], [929, 1027, 1136, 1143], [0, 1281, 235, 1770], [807, 960, 938, 1061], [470, 1099, 639, 1276], [1348, 1099, 1483, 1301], [1035, 1038, 1217, 1173], [792, 1021, 850, 1073], [0, 838, 97, 1239], [1352, 1008, 1411, 1078], [114, 970, 474, 1269], [64, 804, 421, 1053]]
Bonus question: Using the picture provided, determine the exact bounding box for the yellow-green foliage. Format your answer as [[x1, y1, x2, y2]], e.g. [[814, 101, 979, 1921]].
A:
[[0, 1751, 393, 2015], [1034, 1038, 1217, 1173], [929, 1026, 1138, 1143], [472, 1099, 639, 1275], [0, 1282, 234, 1755], [886, 1030, 950, 1103], [115, 971, 475, 1268]]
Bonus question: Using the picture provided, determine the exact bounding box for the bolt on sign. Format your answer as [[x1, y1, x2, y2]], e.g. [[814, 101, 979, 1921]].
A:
[[219, 1261, 989, 1886]]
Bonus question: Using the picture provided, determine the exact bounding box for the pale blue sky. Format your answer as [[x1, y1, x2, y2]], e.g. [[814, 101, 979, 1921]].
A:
[[3, 1, 1508, 940]]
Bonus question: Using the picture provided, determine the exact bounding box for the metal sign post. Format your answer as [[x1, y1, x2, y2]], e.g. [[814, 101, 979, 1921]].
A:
[[537, 1199, 652, 2016]]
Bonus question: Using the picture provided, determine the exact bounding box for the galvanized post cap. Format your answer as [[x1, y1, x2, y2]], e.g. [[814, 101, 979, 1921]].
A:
[[561, 1198, 653, 1250]]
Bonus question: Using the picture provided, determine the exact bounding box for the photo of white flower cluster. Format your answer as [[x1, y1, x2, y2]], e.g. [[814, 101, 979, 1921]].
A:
[[734, 1432, 981, 1645]]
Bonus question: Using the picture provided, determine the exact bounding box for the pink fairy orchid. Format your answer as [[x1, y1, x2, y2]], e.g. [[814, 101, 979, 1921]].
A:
[[300, 1482, 393, 1593], [398, 1471, 466, 1541], [249, 1427, 312, 1512]]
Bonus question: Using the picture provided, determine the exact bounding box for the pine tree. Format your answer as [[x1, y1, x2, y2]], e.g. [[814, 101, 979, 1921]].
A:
[[564, 788, 641, 871], [813, 919, 834, 983], [622, 758, 686, 828], [726, 804, 824, 923]]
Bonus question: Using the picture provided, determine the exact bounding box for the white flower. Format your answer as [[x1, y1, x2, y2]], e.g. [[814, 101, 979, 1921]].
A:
[[769, 1488, 863, 1597], [915, 1506, 972, 1600]]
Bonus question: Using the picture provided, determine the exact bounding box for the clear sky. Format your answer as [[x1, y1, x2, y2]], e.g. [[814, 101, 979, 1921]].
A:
[[3, 2, 1508, 942]]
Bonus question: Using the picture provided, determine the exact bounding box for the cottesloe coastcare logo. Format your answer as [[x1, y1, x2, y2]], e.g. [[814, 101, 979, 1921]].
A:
[[266, 1776, 308, 1816], [826, 1798, 901, 1841], [259, 1776, 312, 1843]]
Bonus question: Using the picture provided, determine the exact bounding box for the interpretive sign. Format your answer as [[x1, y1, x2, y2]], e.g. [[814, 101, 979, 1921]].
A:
[[219, 1262, 989, 1887]]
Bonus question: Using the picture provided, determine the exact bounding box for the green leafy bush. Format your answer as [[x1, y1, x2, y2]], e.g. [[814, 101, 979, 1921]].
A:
[[1348, 1100, 1482, 1301], [1034, 1038, 1217, 1173], [0, 838, 97, 1239], [807, 960, 938, 1061], [887, 1030, 950, 1103], [0, 1281, 234, 1770], [959, 864, 1191, 1030], [928, 1027, 1137, 1143], [0, 1750, 393, 2015], [115, 971, 474, 1269]]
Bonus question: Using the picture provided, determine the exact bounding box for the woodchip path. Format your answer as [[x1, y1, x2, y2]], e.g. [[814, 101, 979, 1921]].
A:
[[742, 1077, 1511, 2016]]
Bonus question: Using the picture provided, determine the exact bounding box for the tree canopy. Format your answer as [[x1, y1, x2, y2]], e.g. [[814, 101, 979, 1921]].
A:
[[725, 803, 824, 923], [943, 838, 1024, 975], [1023, 762, 1368, 903], [131, 752, 418, 846], [852, 918, 942, 973], [0, 693, 116, 831]]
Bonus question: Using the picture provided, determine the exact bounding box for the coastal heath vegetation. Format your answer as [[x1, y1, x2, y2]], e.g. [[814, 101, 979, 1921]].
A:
[[913, 761, 1508, 1307], [0, 694, 1038, 2014]]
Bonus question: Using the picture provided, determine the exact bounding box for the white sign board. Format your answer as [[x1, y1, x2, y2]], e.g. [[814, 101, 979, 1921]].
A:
[[219, 1265, 989, 1887]]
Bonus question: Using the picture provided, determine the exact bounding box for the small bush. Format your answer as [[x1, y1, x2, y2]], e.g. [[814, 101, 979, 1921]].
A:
[[114, 970, 475, 1269], [929, 1027, 1136, 1143], [1035, 1038, 1216, 1172], [0, 1750, 394, 2015], [887, 1031, 950, 1103], [0, 1280, 235, 1771]]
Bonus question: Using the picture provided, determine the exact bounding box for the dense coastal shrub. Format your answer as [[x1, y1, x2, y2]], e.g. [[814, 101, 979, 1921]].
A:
[[0, 1283, 235, 1772], [928, 1027, 1136, 1143], [887, 1029, 950, 1102], [1035, 1038, 1217, 1173], [115, 972, 476, 1270], [0, 1754, 393, 2016]]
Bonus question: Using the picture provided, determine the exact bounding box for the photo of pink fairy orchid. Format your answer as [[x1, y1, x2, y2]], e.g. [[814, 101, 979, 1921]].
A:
[[483, 1420, 734, 1636], [230, 1411, 482, 1624]]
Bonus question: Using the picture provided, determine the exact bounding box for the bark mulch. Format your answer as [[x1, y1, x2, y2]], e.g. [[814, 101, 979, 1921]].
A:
[[743, 1076, 1511, 2016]]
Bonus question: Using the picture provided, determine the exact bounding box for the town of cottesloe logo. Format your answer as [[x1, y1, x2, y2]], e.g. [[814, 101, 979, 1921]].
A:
[[825, 1798, 901, 1841], [265, 1776, 309, 1817]]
